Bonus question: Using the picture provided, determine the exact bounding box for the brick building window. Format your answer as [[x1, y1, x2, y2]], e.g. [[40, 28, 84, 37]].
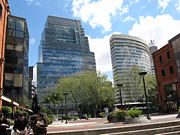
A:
[[159, 56, 162, 64], [169, 66, 174, 74], [167, 51, 170, 59], [0, 4, 2, 17], [161, 69, 166, 76]]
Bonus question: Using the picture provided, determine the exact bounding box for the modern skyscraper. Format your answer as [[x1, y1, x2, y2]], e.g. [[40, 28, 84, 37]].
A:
[[4, 15, 29, 104], [37, 16, 96, 101], [110, 34, 151, 103]]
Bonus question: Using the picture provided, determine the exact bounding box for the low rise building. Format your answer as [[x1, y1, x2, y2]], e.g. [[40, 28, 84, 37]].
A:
[[153, 33, 180, 111]]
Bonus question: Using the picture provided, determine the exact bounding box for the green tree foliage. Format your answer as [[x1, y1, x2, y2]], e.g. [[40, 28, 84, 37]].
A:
[[2, 106, 12, 118], [120, 66, 157, 111], [42, 88, 63, 114], [145, 74, 158, 112], [121, 66, 143, 102], [56, 71, 114, 117]]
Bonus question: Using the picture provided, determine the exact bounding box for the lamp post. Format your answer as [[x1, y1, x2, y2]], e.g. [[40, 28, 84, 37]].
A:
[[63, 92, 68, 124], [117, 83, 123, 109], [139, 71, 151, 120], [61, 100, 63, 123]]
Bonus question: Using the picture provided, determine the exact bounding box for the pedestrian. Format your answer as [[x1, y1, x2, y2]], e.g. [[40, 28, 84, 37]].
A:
[[11, 112, 29, 135], [32, 113, 47, 135], [0, 112, 10, 135]]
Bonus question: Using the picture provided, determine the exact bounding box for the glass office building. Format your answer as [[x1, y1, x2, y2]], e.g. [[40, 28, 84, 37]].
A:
[[110, 34, 151, 103], [37, 16, 96, 101], [4, 15, 29, 104]]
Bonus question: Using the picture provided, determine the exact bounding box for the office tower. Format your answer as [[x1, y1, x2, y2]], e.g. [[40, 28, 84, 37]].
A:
[[4, 15, 29, 104], [110, 34, 151, 103], [0, 0, 9, 111], [37, 16, 96, 101], [153, 33, 180, 111]]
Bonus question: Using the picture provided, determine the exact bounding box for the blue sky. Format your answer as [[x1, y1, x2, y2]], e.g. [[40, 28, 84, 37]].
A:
[[9, 0, 180, 81]]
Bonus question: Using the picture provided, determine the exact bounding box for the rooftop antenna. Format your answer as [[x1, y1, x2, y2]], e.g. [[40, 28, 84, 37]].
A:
[[149, 30, 155, 47]]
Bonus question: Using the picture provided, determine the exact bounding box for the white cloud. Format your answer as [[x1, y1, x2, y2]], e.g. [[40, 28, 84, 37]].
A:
[[72, 0, 127, 32], [26, 0, 41, 6], [30, 38, 35, 45], [129, 14, 180, 48], [175, 0, 180, 12], [123, 16, 135, 22], [158, 0, 171, 12], [88, 32, 120, 73], [129, 0, 140, 6]]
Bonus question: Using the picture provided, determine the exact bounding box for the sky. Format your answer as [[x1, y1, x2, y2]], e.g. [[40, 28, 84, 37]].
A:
[[9, 0, 180, 81]]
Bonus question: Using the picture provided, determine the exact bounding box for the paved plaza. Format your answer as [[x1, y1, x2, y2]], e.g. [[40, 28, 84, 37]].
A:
[[47, 114, 179, 133]]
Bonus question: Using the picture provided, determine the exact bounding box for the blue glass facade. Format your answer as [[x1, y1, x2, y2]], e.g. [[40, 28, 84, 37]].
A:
[[37, 16, 96, 100]]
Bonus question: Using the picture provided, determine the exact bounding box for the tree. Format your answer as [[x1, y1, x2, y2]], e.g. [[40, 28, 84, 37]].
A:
[[42, 89, 63, 114], [120, 66, 143, 102], [145, 74, 158, 112], [56, 71, 115, 117]]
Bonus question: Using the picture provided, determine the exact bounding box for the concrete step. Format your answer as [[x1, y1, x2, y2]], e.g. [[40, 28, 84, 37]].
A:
[[101, 125, 180, 135], [155, 130, 180, 135], [48, 120, 180, 135]]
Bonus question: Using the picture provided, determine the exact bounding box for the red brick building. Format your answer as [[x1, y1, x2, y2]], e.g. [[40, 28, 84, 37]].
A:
[[0, 0, 9, 111], [153, 33, 180, 111]]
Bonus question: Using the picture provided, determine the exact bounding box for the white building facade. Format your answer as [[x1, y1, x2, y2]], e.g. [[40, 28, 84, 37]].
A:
[[110, 34, 151, 103]]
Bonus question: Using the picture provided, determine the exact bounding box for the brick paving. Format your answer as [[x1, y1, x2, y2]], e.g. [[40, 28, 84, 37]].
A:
[[47, 114, 180, 133]]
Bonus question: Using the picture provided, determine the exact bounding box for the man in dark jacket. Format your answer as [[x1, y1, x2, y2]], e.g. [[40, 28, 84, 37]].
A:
[[12, 112, 29, 135], [0, 112, 10, 135]]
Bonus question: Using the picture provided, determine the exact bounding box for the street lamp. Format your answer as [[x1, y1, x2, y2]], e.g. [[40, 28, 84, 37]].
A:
[[63, 92, 68, 124], [117, 83, 123, 109], [139, 71, 151, 120]]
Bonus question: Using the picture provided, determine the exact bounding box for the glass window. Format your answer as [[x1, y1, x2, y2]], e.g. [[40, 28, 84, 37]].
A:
[[17, 58, 23, 65], [6, 44, 14, 50], [16, 20, 24, 31], [15, 45, 23, 52], [5, 73, 13, 80], [8, 18, 16, 29], [16, 31, 24, 38], [159, 56, 162, 64], [169, 66, 174, 74], [7, 29, 15, 37], [167, 51, 170, 59], [161, 69, 166, 77], [14, 74, 22, 87]]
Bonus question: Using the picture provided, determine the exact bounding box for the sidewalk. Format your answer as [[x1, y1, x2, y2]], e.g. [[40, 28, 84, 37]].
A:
[[47, 114, 179, 133]]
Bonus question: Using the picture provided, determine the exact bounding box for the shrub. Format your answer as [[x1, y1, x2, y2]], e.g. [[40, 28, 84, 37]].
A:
[[107, 109, 127, 122], [46, 115, 53, 125], [127, 109, 143, 118], [107, 111, 116, 122], [99, 112, 105, 118], [2, 106, 12, 118], [116, 110, 127, 121]]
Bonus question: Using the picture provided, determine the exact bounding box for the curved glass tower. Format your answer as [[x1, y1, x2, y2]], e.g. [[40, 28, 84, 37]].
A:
[[37, 16, 96, 101], [110, 34, 151, 103]]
